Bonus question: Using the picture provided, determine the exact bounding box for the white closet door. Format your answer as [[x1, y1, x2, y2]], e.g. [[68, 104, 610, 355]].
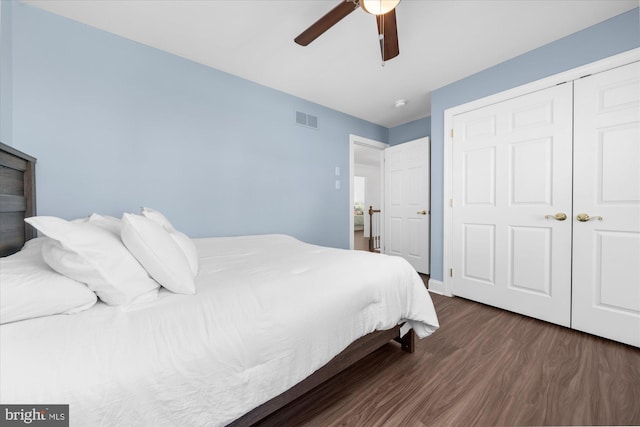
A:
[[384, 138, 430, 274], [572, 61, 640, 347], [451, 84, 573, 326]]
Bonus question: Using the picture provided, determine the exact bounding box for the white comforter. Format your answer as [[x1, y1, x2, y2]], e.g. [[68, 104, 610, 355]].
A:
[[0, 235, 439, 426]]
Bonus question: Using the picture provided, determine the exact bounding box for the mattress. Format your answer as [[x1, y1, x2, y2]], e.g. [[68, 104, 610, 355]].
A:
[[0, 234, 439, 426]]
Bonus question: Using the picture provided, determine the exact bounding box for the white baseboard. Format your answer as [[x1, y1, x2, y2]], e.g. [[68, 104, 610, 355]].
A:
[[427, 279, 449, 296]]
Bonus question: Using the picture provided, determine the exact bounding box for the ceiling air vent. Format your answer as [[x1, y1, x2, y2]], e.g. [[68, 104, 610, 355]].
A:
[[295, 111, 318, 129]]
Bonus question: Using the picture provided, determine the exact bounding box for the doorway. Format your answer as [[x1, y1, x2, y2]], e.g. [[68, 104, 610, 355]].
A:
[[353, 176, 367, 251], [349, 135, 387, 250], [349, 135, 431, 272]]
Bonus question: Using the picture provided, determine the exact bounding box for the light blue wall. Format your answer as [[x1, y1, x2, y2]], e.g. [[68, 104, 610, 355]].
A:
[[4, 4, 639, 268], [430, 8, 640, 281], [0, 0, 12, 143], [388, 116, 430, 146], [3, 2, 388, 248]]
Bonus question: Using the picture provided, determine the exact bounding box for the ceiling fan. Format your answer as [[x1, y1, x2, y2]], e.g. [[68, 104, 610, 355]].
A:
[[294, 0, 401, 63]]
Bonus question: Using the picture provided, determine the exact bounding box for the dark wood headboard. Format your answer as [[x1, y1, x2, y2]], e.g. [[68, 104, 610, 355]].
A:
[[0, 142, 37, 257]]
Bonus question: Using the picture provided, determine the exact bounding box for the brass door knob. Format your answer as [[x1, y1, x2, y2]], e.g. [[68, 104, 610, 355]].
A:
[[544, 213, 567, 221], [417, 210, 428, 215], [577, 213, 603, 222]]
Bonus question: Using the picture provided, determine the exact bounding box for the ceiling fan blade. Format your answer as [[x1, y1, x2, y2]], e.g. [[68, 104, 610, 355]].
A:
[[295, 1, 359, 46], [376, 8, 399, 61]]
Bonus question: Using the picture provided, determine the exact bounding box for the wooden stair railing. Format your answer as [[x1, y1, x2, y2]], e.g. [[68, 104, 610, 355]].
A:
[[368, 206, 381, 252]]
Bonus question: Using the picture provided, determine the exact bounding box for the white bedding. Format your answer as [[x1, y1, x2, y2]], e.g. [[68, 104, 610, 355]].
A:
[[0, 234, 439, 426]]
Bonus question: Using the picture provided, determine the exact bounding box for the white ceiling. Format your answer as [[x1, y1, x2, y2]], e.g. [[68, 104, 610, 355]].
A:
[[24, 0, 637, 128]]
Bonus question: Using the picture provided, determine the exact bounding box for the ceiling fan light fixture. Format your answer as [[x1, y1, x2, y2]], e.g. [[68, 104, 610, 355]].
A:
[[361, 0, 400, 16]]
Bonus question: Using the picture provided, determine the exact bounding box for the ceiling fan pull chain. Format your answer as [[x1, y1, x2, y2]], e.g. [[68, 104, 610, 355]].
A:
[[379, 9, 385, 66]]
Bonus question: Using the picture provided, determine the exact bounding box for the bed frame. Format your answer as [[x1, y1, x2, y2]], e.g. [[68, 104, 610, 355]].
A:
[[231, 325, 414, 426], [0, 142, 37, 257], [0, 142, 415, 426]]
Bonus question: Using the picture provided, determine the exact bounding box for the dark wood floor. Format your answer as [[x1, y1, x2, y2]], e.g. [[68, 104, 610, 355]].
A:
[[256, 293, 640, 426]]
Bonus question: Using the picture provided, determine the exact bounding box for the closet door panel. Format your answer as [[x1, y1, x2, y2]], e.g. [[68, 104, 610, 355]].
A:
[[451, 83, 573, 326], [572, 61, 640, 347]]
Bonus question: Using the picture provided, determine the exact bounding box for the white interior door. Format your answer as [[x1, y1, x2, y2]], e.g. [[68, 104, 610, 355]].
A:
[[384, 138, 430, 273], [451, 84, 573, 326], [572, 61, 640, 347]]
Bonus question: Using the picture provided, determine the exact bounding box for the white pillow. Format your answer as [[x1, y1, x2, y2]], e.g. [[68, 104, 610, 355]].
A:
[[169, 231, 199, 275], [141, 207, 199, 275], [89, 213, 122, 236], [0, 237, 97, 324], [24, 216, 160, 306], [121, 213, 196, 294], [140, 207, 176, 232]]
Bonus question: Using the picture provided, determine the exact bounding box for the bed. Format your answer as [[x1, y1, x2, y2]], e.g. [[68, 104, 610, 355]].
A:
[[0, 142, 439, 426]]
